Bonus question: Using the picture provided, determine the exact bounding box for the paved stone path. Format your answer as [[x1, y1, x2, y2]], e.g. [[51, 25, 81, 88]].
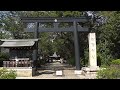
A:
[[16, 61, 96, 79]]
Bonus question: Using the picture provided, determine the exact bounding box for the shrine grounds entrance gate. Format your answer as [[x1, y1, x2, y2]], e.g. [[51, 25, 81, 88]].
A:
[[20, 17, 91, 70]]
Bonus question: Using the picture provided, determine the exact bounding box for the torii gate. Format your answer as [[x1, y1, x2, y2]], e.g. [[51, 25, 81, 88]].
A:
[[20, 17, 98, 71]]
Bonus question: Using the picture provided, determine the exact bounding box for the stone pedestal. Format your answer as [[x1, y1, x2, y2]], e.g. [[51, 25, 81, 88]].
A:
[[32, 68, 36, 76], [82, 66, 99, 72], [81, 66, 99, 78]]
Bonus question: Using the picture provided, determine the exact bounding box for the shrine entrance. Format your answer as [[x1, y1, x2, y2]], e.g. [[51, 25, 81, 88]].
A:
[[20, 17, 98, 72]]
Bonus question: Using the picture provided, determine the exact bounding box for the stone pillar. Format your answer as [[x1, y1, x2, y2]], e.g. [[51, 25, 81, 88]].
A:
[[88, 33, 98, 69], [81, 33, 99, 76]]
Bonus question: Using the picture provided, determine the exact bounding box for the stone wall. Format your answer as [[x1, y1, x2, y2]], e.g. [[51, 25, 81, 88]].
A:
[[6, 67, 36, 77]]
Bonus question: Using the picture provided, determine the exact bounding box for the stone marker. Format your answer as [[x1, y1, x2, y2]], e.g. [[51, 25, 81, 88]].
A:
[[88, 33, 98, 69], [81, 33, 99, 76]]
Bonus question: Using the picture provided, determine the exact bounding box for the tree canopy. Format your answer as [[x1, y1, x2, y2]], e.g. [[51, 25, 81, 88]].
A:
[[0, 11, 120, 66]]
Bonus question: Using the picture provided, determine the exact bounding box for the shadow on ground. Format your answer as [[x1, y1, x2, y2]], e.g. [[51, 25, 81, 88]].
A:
[[35, 70, 55, 76]]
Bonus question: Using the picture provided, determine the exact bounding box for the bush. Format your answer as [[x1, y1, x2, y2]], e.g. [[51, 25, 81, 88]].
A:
[[0, 53, 10, 67], [110, 59, 120, 65], [0, 68, 17, 79], [96, 67, 120, 79], [0, 53, 9, 60]]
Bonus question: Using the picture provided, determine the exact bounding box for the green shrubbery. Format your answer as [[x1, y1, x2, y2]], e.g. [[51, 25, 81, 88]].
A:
[[110, 59, 120, 65], [0, 53, 10, 67], [96, 66, 120, 79], [110, 59, 120, 68], [0, 68, 17, 79], [68, 56, 75, 66], [96, 59, 120, 79]]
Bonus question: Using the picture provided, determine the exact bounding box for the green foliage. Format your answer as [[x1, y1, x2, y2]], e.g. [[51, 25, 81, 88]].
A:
[[67, 56, 75, 66], [39, 32, 55, 56], [110, 59, 120, 65], [53, 32, 75, 60], [0, 52, 10, 67], [96, 67, 120, 79], [0, 52, 9, 60], [0, 68, 17, 79], [96, 11, 120, 66], [1, 11, 120, 67]]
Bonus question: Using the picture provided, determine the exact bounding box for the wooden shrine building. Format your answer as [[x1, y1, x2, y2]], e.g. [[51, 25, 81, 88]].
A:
[[0, 39, 38, 68]]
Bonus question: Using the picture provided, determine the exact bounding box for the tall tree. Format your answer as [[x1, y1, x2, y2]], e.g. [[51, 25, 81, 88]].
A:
[[96, 11, 120, 66]]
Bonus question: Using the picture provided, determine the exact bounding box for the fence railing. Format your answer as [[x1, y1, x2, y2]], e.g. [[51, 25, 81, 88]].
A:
[[3, 60, 33, 67]]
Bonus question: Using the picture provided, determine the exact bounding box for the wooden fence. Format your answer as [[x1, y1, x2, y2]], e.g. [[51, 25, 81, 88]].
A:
[[3, 60, 33, 67]]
